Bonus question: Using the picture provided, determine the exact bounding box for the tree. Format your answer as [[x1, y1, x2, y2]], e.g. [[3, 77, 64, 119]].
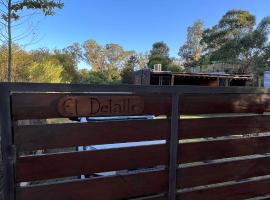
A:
[[83, 40, 134, 81], [137, 52, 149, 69], [120, 55, 139, 84], [52, 51, 79, 83], [148, 41, 171, 70], [0, 0, 64, 81], [77, 69, 112, 85], [62, 43, 82, 64], [150, 41, 170, 58], [121, 66, 134, 84], [54, 43, 82, 83], [167, 64, 181, 73], [202, 10, 270, 74], [104, 43, 131, 80], [26, 58, 63, 83], [203, 10, 256, 55], [179, 20, 204, 68], [0, 44, 32, 81], [83, 40, 105, 72], [148, 54, 171, 71]]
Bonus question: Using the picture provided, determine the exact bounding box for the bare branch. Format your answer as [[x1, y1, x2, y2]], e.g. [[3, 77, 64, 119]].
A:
[[11, 12, 38, 28], [0, 0, 8, 9], [0, 31, 8, 39], [20, 32, 42, 48], [0, 8, 7, 14], [0, 21, 7, 26]]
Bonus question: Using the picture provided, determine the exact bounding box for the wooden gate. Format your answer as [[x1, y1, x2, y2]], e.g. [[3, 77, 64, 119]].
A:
[[1, 83, 270, 200]]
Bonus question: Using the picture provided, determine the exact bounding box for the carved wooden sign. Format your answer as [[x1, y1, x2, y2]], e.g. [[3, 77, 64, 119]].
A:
[[57, 95, 145, 117]]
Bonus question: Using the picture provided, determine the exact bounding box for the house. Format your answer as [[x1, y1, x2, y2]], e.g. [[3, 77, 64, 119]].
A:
[[134, 69, 255, 87]]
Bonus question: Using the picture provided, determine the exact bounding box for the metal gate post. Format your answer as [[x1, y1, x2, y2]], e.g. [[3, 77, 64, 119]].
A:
[[0, 85, 15, 200], [168, 93, 179, 200]]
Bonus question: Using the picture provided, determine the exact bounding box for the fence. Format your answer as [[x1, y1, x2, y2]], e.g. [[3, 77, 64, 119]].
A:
[[1, 83, 270, 200]]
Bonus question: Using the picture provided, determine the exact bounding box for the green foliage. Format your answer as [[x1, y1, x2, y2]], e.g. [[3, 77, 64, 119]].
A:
[[83, 40, 135, 81], [148, 54, 171, 71], [202, 10, 256, 53], [150, 41, 170, 58], [31, 48, 80, 83], [0, 0, 64, 82], [167, 64, 181, 72], [148, 41, 172, 70], [77, 69, 120, 85], [83, 40, 105, 72], [0, 44, 32, 81], [62, 43, 83, 64], [2, 0, 64, 21], [121, 66, 134, 84], [179, 20, 204, 68], [26, 58, 63, 83], [52, 52, 79, 83], [202, 9, 270, 74]]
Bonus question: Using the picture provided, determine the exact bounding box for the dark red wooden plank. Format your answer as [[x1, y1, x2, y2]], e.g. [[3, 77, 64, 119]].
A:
[[16, 170, 168, 200], [177, 177, 270, 200], [180, 115, 270, 139], [178, 156, 270, 188], [12, 93, 171, 120], [16, 144, 168, 182], [14, 119, 170, 152], [180, 93, 270, 114], [179, 136, 270, 163]]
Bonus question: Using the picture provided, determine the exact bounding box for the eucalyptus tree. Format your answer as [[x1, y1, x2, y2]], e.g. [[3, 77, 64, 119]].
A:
[[179, 20, 204, 69], [202, 10, 270, 74]]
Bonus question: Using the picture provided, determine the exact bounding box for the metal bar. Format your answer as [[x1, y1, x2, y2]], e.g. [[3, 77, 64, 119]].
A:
[[0, 82, 267, 94], [0, 85, 15, 200], [171, 75, 175, 86], [168, 93, 179, 200]]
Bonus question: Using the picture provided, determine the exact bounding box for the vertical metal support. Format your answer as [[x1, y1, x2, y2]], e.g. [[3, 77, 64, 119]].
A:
[[171, 75, 175, 86], [0, 86, 15, 200], [225, 78, 229, 87], [168, 93, 179, 200]]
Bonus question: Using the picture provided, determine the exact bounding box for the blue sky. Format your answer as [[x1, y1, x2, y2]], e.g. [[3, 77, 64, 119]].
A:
[[21, 0, 270, 67]]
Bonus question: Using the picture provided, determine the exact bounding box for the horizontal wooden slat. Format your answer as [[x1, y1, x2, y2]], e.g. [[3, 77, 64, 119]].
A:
[[181, 93, 270, 114], [16, 144, 168, 182], [132, 195, 167, 200], [130, 194, 167, 200], [179, 136, 270, 163], [17, 136, 270, 182], [177, 177, 270, 200], [16, 170, 168, 200], [180, 115, 270, 139], [14, 119, 170, 152], [12, 93, 171, 120], [178, 156, 270, 189], [15, 115, 270, 152]]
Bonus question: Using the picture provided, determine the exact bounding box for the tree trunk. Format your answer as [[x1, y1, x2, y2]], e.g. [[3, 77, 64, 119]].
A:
[[7, 0, 12, 82]]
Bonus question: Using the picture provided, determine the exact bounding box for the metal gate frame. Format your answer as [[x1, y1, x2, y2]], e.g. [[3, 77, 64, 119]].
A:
[[1, 82, 269, 200]]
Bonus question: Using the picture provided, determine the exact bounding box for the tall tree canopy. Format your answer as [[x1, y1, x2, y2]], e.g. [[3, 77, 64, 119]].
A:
[[150, 41, 170, 58], [148, 41, 172, 71], [203, 10, 256, 54], [179, 20, 204, 68], [202, 10, 270, 74], [83, 40, 135, 81], [120, 55, 140, 84]]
